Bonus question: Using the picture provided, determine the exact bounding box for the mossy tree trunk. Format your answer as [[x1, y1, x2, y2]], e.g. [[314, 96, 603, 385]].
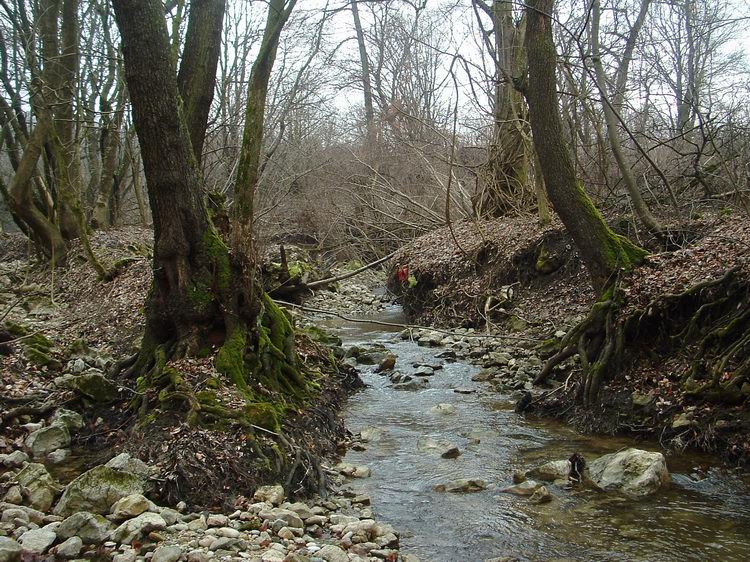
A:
[[114, 0, 305, 431], [473, 1, 538, 218], [524, 0, 647, 293], [113, 0, 221, 350], [177, 0, 226, 167]]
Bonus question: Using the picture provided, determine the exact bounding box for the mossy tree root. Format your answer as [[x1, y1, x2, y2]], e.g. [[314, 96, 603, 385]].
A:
[[535, 266, 750, 406]]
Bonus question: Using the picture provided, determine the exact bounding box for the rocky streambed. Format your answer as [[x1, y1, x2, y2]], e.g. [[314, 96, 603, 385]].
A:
[[312, 304, 750, 562]]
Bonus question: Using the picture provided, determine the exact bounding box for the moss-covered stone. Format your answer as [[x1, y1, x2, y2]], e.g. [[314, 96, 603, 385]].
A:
[[5, 322, 57, 367], [302, 325, 342, 346], [54, 465, 144, 516], [535, 243, 563, 275], [69, 372, 119, 402]]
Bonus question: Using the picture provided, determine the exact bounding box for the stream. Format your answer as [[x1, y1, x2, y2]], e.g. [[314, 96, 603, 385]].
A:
[[319, 305, 750, 562]]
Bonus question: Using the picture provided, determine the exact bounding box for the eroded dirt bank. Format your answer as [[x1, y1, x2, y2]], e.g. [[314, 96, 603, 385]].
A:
[[387, 214, 750, 466]]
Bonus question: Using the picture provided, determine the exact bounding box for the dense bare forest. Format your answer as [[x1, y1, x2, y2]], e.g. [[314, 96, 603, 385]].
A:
[[1, 1, 749, 561]]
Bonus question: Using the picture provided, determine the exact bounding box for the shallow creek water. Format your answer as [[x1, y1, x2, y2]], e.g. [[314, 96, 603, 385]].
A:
[[320, 305, 750, 562]]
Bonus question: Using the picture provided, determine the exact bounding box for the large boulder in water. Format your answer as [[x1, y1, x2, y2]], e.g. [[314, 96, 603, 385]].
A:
[[588, 448, 670, 497], [53, 466, 144, 516]]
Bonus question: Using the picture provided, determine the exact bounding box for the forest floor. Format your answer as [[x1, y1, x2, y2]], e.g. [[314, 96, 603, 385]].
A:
[[0, 228, 411, 562], [389, 211, 750, 467]]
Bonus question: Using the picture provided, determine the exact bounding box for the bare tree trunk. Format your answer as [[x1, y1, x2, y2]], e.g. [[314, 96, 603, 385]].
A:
[[91, 84, 126, 228], [114, 0, 306, 432], [525, 0, 646, 292], [7, 111, 68, 262], [351, 0, 376, 146], [177, 0, 226, 166], [232, 0, 297, 273], [126, 134, 149, 226], [590, 0, 663, 235]]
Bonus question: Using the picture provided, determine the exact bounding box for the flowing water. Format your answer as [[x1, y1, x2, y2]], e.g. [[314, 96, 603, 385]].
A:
[[319, 305, 750, 562]]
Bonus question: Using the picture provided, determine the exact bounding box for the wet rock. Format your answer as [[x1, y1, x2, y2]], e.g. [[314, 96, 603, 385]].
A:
[[152, 544, 183, 562], [501, 480, 543, 496], [54, 465, 144, 516], [336, 463, 371, 479], [15, 463, 62, 511], [413, 365, 435, 377], [51, 536, 83, 558], [529, 486, 552, 504], [393, 378, 427, 391], [68, 371, 119, 402], [472, 369, 496, 382], [375, 354, 397, 373], [429, 403, 456, 415], [0, 536, 22, 562], [417, 332, 443, 347], [416, 437, 460, 459], [18, 528, 56, 554], [352, 495, 371, 506], [111, 512, 166, 544], [486, 352, 512, 367], [526, 460, 570, 482], [58, 512, 113, 544], [453, 387, 475, 394], [253, 484, 285, 506], [110, 494, 154, 521], [435, 350, 457, 360], [359, 427, 385, 443], [433, 479, 486, 493], [25, 424, 70, 458], [588, 449, 670, 497]]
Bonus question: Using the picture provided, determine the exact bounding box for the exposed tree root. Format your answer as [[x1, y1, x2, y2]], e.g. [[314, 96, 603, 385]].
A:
[[536, 265, 750, 407]]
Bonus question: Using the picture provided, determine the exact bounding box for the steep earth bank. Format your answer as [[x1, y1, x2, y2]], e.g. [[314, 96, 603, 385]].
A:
[[387, 214, 750, 466]]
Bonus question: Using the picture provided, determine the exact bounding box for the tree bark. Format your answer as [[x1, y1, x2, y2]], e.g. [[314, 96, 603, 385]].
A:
[[6, 111, 68, 262], [231, 0, 296, 275], [113, 0, 219, 345], [177, 0, 226, 165], [524, 0, 646, 292]]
